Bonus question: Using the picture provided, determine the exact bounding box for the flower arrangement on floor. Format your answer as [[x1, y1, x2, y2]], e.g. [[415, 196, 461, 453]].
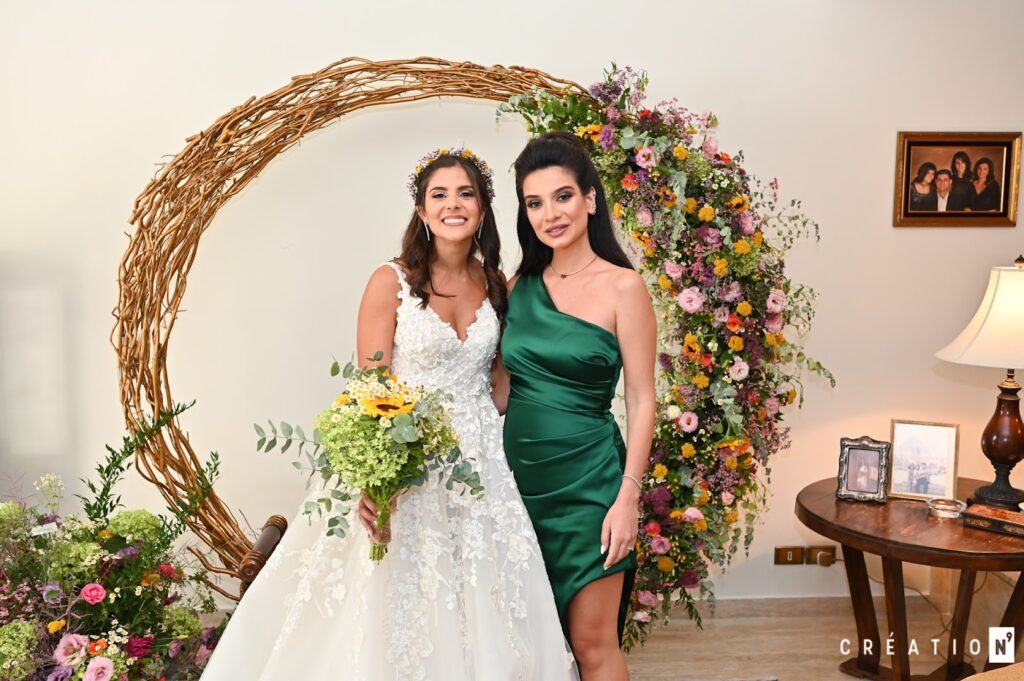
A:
[[259, 355, 482, 561], [0, 404, 222, 681], [503, 65, 835, 648]]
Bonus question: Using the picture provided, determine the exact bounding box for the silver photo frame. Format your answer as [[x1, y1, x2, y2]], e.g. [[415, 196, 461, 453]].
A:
[[837, 436, 891, 503]]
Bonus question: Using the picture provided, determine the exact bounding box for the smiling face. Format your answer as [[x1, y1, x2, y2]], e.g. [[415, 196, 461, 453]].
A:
[[976, 162, 991, 182], [520, 166, 596, 250], [935, 173, 951, 194], [955, 157, 967, 177], [416, 164, 483, 242]]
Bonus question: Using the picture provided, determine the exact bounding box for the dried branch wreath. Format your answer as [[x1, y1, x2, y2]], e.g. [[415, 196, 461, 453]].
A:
[[111, 57, 584, 600]]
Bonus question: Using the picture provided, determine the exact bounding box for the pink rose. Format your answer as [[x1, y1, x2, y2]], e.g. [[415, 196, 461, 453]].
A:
[[766, 288, 787, 314], [637, 590, 659, 607], [677, 287, 706, 313], [728, 359, 749, 382], [664, 261, 684, 280], [194, 645, 213, 667], [634, 146, 656, 169], [765, 313, 784, 334], [738, 212, 754, 235], [684, 507, 704, 524], [679, 412, 699, 433], [83, 657, 114, 681], [703, 136, 719, 157], [632, 610, 652, 622], [719, 281, 742, 303], [721, 491, 735, 505], [650, 536, 672, 554], [54, 634, 89, 667], [636, 205, 653, 227], [80, 583, 106, 605]]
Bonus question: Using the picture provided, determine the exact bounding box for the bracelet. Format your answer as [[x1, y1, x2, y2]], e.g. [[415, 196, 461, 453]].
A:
[[622, 473, 643, 491]]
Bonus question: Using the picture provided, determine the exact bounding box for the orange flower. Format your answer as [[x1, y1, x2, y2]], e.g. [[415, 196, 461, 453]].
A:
[[719, 152, 733, 164], [728, 194, 749, 211], [726, 314, 742, 332], [728, 336, 744, 352], [657, 556, 676, 572], [694, 519, 709, 532], [621, 173, 639, 192], [736, 301, 752, 317], [658, 187, 678, 208], [684, 197, 697, 214], [753, 231, 764, 246], [141, 572, 161, 587], [89, 639, 108, 655], [692, 373, 710, 389], [681, 443, 696, 459], [98, 530, 113, 540]]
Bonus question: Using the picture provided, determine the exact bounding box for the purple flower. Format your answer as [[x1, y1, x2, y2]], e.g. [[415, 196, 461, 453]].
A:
[[679, 412, 699, 433], [719, 281, 742, 303], [637, 590, 659, 607], [201, 626, 218, 645], [737, 212, 754, 235], [650, 536, 672, 554], [124, 635, 155, 659], [696, 225, 722, 249], [647, 485, 674, 517], [116, 546, 139, 560], [681, 569, 701, 589], [634, 146, 656, 169], [168, 639, 184, 658], [765, 313, 784, 333], [46, 667, 72, 681], [194, 644, 213, 667], [766, 288, 787, 313], [677, 287, 706, 313], [605, 105, 621, 122], [40, 514, 61, 525], [658, 353, 674, 372], [599, 124, 616, 150], [636, 205, 653, 227], [41, 581, 63, 605]]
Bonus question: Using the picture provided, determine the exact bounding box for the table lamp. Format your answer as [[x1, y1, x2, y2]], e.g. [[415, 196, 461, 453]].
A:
[[934, 256, 1024, 509]]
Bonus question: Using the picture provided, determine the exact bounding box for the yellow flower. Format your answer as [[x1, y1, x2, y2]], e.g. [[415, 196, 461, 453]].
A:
[[728, 336, 744, 352], [684, 197, 697, 214], [694, 519, 708, 532], [697, 206, 716, 222], [787, 387, 798, 404], [612, 202, 623, 219], [657, 556, 676, 572], [681, 443, 696, 459], [658, 275, 673, 290], [98, 530, 113, 540], [332, 393, 350, 408], [725, 456, 738, 470], [734, 239, 751, 255], [141, 572, 161, 587], [728, 195, 749, 211], [670, 509, 687, 521], [764, 332, 778, 347], [692, 373, 710, 389], [697, 489, 710, 505], [685, 126, 698, 135], [673, 145, 689, 161], [713, 258, 729, 277], [575, 124, 602, 142], [47, 619, 66, 634], [360, 395, 415, 418], [726, 511, 739, 524], [652, 464, 668, 480], [658, 187, 678, 208], [736, 301, 752, 317], [753, 231, 764, 246]]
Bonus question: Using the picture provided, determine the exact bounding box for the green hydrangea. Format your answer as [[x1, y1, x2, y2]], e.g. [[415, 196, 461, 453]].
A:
[[686, 153, 712, 185], [47, 541, 102, 583], [107, 508, 163, 543], [0, 621, 38, 681], [594, 147, 628, 182], [732, 251, 759, 278], [162, 606, 201, 640], [316, 409, 409, 490], [0, 501, 26, 535]]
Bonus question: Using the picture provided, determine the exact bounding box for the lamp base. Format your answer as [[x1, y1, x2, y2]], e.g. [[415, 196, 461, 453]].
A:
[[969, 463, 1024, 510]]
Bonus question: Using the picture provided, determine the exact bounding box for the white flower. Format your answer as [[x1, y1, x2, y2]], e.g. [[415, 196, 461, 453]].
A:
[[666, 405, 682, 420]]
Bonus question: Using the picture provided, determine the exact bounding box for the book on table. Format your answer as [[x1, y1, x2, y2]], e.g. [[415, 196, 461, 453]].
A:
[[962, 503, 1024, 539]]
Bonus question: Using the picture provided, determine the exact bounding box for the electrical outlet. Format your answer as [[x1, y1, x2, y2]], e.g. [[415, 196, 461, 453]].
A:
[[806, 545, 837, 566], [773, 546, 805, 565]]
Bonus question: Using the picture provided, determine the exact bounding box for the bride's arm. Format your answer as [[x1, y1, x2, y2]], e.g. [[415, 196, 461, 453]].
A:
[[356, 265, 401, 369], [490, 274, 519, 415], [355, 265, 401, 536]]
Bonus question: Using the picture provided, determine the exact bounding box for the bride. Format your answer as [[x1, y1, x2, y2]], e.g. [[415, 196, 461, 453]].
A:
[[199, 148, 578, 680]]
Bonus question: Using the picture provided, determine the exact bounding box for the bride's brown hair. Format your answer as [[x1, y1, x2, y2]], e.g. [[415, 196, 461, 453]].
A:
[[399, 154, 507, 327]]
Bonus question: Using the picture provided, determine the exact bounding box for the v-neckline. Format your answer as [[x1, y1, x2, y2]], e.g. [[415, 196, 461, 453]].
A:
[[535, 273, 618, 343], [425, 298, 490, 345]]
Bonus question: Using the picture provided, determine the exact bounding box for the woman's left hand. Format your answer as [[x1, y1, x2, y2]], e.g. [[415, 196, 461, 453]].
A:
[[601, 497, 639, 570]]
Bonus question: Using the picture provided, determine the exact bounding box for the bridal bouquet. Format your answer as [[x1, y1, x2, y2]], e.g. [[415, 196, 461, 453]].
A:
[[260, 356, 482, 561]]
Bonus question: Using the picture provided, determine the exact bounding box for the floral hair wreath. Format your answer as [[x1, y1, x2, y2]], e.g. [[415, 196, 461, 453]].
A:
[[407, 146, 495, 202]]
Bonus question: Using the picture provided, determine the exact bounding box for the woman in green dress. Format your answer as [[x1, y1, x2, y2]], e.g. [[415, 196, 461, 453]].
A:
[[498, 132, 657, 680]]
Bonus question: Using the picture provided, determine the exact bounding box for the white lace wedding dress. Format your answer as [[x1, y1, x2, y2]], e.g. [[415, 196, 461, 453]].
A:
[[200, 262, 578, 681]]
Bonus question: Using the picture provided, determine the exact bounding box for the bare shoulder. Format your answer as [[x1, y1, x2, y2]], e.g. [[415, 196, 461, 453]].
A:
[[507, 272, 520, 294], [364, 263, 401, 300], [610, 266, 650, 301]]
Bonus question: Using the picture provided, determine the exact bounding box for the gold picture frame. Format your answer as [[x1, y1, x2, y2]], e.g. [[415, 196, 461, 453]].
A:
[[893, 131, 1020, 227], [888, 419, 960, 502]]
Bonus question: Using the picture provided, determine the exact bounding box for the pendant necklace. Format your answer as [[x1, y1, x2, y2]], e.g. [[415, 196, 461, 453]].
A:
[[550, 254, 598, 279]]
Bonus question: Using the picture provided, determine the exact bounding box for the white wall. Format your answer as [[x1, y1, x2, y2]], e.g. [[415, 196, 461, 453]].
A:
[[2, 0, 1022, 600]]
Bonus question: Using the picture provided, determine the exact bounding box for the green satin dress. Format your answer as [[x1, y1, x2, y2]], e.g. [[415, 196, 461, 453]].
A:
[[502, 272, 636, 639]]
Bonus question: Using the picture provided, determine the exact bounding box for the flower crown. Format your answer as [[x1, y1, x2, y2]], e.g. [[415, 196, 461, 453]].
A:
[[407, 147, 495, 202]]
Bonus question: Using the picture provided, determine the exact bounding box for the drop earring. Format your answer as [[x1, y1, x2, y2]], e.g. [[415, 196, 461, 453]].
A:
[[423, 220, 431, 242], [476, 220, 484, 239]]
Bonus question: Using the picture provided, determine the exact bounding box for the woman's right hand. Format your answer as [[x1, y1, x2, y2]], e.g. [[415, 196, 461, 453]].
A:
[[358, 492, 397, 542]]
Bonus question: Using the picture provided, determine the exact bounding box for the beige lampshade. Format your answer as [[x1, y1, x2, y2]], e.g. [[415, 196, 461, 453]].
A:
[[935, 265, 1024, 369]]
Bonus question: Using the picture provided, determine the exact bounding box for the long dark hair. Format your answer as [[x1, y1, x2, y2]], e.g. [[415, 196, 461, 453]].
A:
[[951, 150, 972, 180], [913, 162, 937, 184], [399, 154, 507, 324], [512, 131, 632, 276], [973, 157, 996, 186]]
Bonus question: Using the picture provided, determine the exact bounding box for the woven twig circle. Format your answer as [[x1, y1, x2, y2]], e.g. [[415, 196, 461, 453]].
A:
[[112, 57, 584, 599]]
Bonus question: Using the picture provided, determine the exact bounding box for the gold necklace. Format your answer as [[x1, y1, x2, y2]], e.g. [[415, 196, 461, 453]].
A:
[[550, 254, 598, 279]]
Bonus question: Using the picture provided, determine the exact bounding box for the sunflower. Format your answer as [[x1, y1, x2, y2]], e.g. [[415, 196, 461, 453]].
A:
[[361, 395, 415, 418]]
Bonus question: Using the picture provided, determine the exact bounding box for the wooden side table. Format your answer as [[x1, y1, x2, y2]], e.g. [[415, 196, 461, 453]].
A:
[[796, 477, 1024, 680]]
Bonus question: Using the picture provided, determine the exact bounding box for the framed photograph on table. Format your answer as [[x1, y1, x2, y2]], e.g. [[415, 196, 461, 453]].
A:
[[837, 436, 890, 502], [888, 419, 960, 501], [892, 131, 1020, 227]]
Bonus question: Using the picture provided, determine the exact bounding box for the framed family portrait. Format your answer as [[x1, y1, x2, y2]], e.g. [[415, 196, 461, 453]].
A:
[[888, 419, 959, 501], [893, 131, 1021, 227], [837, 436, 890, 502]]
